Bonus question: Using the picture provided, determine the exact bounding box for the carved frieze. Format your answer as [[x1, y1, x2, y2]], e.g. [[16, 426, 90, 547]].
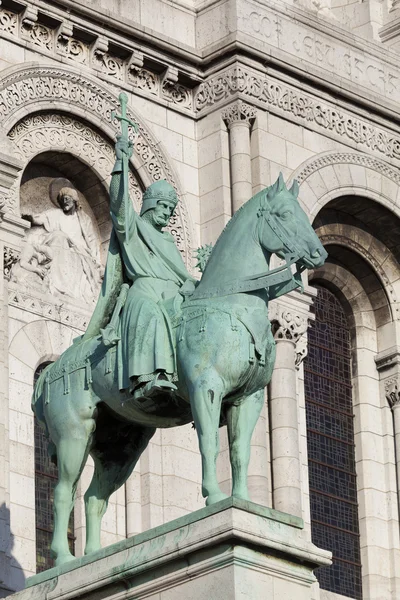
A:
[[128, 67, 158, 95], [0, 5, 193, 113], [195, 65, 400, 163], [93, 53, 124, 81], [295, 152, 400, 185], [8, 285, 90, 331], [57, 36, 89, 64], [0, 7, 17, 36], [21, 22, 53, 51]]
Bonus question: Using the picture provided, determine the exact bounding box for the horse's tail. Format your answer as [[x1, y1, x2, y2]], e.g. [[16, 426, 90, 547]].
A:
[[31, 363, 58, 464], [31, 363, 52, 423]]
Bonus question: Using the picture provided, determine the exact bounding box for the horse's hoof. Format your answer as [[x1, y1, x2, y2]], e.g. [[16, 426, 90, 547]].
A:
[[84, 545, 101, 555], [54, 553, 76, 567], [206, 492, 229, 506], [233, 492, 250, 502]]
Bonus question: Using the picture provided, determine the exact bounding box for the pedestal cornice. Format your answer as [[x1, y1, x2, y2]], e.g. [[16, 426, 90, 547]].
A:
[[14, 499, 330, 600]]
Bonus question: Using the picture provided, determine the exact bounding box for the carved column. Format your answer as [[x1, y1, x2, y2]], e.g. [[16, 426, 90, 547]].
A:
[[268, 309, 308, 518], [222, 100, 256, 213]]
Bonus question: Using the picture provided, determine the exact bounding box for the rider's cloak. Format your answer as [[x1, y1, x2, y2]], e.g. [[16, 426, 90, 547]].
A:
[[83, 174, 195, 389]]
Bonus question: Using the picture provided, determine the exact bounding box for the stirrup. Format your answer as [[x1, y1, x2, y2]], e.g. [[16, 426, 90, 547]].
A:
[[131, 373, 177, 400]]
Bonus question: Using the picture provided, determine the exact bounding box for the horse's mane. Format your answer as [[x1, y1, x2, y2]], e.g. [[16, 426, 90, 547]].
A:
[[202, 188, 267, 276]]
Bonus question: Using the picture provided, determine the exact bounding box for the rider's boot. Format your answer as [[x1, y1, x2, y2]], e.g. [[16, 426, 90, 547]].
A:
[[131, 371, 177, 401]]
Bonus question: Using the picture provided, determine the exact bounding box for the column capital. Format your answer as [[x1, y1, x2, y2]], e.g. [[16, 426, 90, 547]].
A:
[[270, 307, 308, 342], [221, 100, 257, 129], [384, 376, 400, 409]]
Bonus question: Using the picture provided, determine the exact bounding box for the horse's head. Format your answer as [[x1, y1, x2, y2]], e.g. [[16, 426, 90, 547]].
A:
[[258, 173, 327, 270]]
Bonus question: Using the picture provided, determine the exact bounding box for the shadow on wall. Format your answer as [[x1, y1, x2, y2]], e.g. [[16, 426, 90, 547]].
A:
[[0, 503, 26, 597]]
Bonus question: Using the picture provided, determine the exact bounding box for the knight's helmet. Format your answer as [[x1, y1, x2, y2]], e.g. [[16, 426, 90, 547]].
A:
[[140, 180, 178, 216]]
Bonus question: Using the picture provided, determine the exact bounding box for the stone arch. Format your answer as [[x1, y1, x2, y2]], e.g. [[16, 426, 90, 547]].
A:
[[0, 63, 192, 264], [311, 262, 377, 338], [290, 151, 400, 220], [9, 319, 76, 377]]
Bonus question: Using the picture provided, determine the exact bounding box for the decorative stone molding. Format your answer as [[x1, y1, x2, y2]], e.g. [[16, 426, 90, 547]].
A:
[[0, 6, 17, 35], [385, 376, 400, 408], [195, 65, 400, 163], [21, 21, 53, 51], [0, 65, 192, 264], [8, 285, 90, 331], [375, 346, 400, 371], [94, 52, 124, 81], [221, 100, 257, 128], [57, 35, 89, 65], [0, 5, 193, 113], [295, 152, 400, 185], [317, 232, 397, 304]]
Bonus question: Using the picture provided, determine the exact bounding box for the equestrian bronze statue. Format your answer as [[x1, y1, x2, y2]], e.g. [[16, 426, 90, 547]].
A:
[[32, 93, 327, 566]]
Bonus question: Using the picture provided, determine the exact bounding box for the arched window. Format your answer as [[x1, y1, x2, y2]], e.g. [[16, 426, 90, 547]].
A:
[[34, 363, 75, 572], [304, 285, 362, 599]]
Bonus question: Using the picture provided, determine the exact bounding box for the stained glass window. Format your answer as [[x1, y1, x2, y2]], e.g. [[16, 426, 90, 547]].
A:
[[34, 363, 75, 572], [304, 285, 362, 599]]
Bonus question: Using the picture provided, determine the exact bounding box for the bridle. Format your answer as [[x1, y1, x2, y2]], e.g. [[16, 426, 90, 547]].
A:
[[189, 201, 307, 301]]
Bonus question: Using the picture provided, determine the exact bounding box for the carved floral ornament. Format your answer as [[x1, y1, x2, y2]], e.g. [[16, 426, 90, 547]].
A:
[[221, 100, 257, 128], [384, 377, 400, 408], [195, 65, 400, 163], [0, 66, 192, 264], [0, 6, 193, 111]]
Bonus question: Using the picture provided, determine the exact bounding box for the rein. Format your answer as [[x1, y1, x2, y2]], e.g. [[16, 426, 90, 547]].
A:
[[189, 207, 306, 302]]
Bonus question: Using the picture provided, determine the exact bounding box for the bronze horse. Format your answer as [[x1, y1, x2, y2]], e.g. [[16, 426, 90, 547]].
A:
[[33, 174, 327, 565]]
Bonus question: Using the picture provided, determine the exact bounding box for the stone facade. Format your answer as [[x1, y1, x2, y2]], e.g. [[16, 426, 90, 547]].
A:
[[1, 1, 400, 599]]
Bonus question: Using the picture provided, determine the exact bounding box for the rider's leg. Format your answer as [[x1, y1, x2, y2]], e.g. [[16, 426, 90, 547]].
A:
[[190, 377, 228, 506], [52, 436, 92, 565], [226, 389, 264, 501], [84, 425, 155, 555]]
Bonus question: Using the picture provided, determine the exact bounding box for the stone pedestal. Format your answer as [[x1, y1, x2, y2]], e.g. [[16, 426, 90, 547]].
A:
[[12, 498, 331, 600]]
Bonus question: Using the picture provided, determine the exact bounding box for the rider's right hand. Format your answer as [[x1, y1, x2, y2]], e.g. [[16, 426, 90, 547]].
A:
[[115, 135, 133, 160]]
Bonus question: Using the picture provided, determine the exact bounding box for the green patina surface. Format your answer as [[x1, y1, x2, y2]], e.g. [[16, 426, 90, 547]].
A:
[[31, 92, 327, 568], [26, 497, 303, 588]]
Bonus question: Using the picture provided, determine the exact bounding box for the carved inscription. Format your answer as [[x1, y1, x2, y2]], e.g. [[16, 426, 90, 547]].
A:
[[240, 3, 400, 103]]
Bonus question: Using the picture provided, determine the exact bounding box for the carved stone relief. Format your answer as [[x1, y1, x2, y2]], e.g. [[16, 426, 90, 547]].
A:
[[221, 100, 257, 127], [0, 7, 17, 36], [0, 66, 192, 267], [195, 65, 400, 163], [3, 247, 20, 281], [0, 5, 193, 113], [295, 152, 400, 185], [10, 179, 102, 304], [385, 376, 400, 408], [270, 305, 309, 341]]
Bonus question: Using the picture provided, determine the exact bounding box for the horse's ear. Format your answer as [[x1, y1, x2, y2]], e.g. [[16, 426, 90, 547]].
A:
[[289, 180, 299, 198], [277, 172, 285, 192]]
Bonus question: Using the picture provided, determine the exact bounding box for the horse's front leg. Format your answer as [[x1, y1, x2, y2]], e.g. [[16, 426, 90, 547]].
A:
[[190, 377, 228, 506], [226, 389, 264, 501]]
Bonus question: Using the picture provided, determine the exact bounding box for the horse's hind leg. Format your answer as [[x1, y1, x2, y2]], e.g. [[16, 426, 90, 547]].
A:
[[190, 377, 228, 506], [84, 424, 155, 555], [226, 389, 264, 501], [52, 436, 92, 565]]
